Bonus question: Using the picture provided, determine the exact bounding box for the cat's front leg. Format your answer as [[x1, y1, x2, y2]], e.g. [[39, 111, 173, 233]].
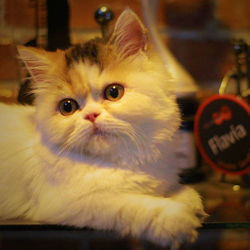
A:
[[118, 193, 203, 249], [48, 188, 205, 249]]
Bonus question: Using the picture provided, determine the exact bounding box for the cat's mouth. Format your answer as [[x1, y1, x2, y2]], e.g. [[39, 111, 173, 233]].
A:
[[91, 126, 110, 137]]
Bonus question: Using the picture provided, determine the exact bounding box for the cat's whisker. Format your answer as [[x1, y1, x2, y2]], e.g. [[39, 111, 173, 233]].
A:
[[101, 118, 148, 157], [57, 126, 92, 157], [113, 122, 154, 164], [57, 143, 71, 157], [107, 125, 147, 165]]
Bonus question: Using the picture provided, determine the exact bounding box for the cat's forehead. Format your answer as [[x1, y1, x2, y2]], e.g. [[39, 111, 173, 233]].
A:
[[67, 62, 102, 97], [65, 39, 103, 69], [64, 40, 128, 97]]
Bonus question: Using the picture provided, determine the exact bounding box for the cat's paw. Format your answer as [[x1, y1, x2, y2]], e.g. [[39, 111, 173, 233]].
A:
[[142, 202, 202, 249], [171, 186, 208, 223]]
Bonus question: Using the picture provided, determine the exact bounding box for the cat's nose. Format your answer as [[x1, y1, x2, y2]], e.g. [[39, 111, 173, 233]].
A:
[[84, 112, 100, 123]]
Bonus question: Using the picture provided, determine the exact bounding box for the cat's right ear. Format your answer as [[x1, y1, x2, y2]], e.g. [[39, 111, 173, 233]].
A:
[[17, 46, 51, 83], [109, 9, 148, 59]]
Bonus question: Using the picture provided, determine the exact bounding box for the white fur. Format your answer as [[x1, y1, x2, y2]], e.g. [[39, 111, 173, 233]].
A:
[[0, 9, 206, 249]]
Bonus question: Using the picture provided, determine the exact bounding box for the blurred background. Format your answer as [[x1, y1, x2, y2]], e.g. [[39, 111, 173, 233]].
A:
[[0, 1, 249, 249]]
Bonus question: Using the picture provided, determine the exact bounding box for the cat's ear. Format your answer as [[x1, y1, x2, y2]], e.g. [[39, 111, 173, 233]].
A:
[[17, 46, 52, 83], [109, 9, 148, 58]]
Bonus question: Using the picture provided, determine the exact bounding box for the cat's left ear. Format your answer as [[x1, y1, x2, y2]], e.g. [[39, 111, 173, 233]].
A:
[[17, 46, 52, 83], [109, 9, 148, 58]]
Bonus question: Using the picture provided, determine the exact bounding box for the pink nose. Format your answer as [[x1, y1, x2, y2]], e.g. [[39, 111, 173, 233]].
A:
[[84, 112, 100, 123]]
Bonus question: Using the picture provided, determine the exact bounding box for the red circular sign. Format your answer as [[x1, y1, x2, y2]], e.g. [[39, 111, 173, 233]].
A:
[[194, 94, 250, 175]]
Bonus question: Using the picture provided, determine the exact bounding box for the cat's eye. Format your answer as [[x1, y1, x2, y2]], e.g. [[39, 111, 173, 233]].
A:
[[104, 84, 124, 101], [59, 98, 79, 116]]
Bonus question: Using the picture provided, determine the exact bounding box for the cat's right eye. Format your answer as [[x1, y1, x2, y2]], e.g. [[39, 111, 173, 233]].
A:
[[104, 84, 124, 102], [59, 98, 79, 116]]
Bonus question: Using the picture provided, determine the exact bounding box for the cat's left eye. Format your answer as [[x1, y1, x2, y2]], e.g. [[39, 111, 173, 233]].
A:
[[59, 98, 79, 116], [104, 84, 124, 102]]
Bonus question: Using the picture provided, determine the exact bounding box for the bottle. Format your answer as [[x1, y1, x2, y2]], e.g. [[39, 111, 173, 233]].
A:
[[177, 97, 205, 183]]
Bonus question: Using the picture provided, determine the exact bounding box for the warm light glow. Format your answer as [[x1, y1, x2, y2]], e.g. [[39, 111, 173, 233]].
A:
[[232, 185, 240, 191], [100, 6, 108, 12]]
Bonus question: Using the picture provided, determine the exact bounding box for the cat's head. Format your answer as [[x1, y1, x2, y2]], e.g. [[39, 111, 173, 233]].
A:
[[18, 9, 180, 165]]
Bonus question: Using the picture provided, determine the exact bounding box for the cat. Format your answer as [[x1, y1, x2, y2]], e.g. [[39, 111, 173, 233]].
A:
[[0, 9, 206, 249]]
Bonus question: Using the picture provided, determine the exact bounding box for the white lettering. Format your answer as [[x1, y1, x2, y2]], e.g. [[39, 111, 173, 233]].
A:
[[208, 138, 219, 155], [221, 135, 230, 149], [207, 124, 247, 155], [230, 125, 239, 140], [236, 124, 247, 138]]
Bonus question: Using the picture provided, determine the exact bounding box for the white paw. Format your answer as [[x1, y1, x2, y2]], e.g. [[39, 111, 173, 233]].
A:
[[172, 186, 208, 223], [142, 202, 202, 249]]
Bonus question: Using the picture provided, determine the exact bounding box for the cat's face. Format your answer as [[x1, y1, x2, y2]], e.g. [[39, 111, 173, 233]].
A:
[[18, 9, 180, 165]]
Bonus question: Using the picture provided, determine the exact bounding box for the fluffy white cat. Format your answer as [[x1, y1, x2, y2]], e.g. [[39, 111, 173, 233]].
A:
[[0, 9, 206, 249]]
